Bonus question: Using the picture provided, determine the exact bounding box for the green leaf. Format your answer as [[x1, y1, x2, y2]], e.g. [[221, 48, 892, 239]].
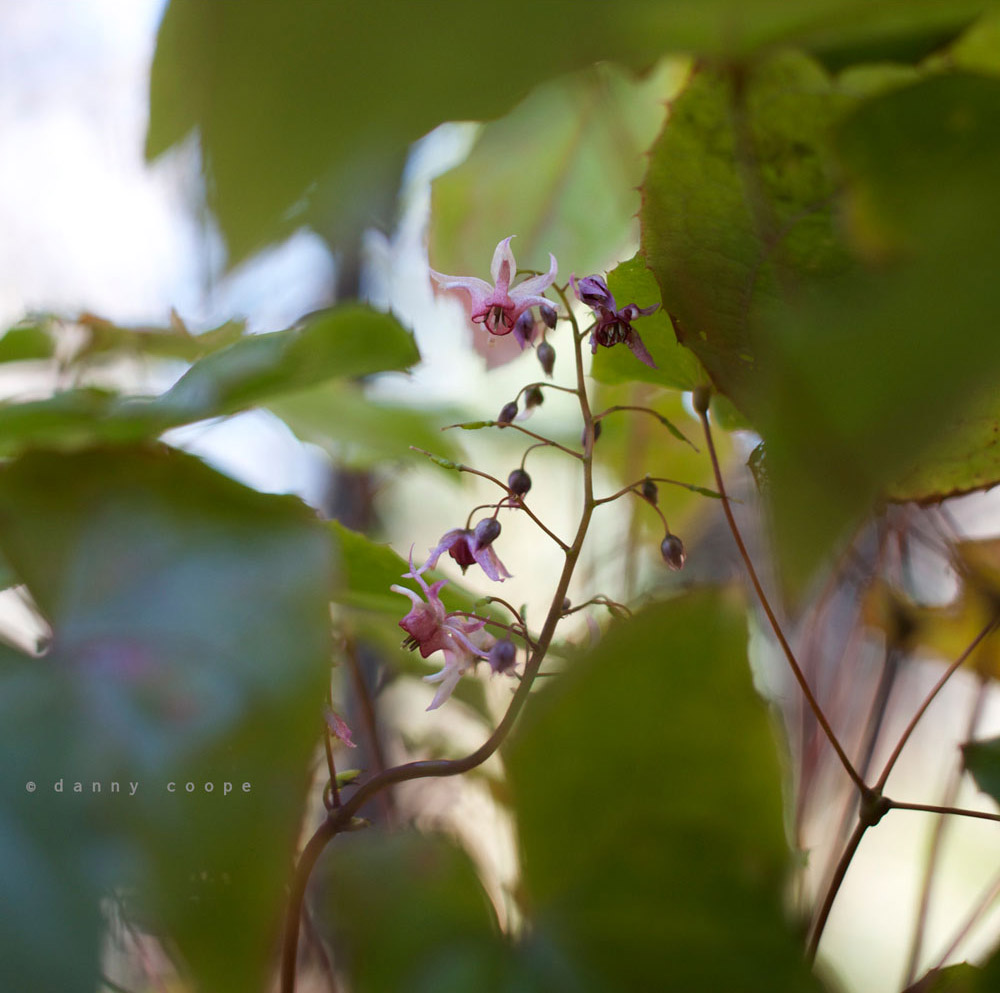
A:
[[147, 0, 985, 262], [157, 305, 419, 422], [0, 321, 55, 362], [642, 51, 854, 416], [507, 591, 822, 992], [268, 380, 461, 470], [320, 831, 513, 993], [0, 305, 418, 458], [430, 61, 684, 281], [903, 963, 983, 993], [591, 254, 709, 391], [962, 736, 1000, 805], [756, 71, 1000, 582], [0, 446, 333, 993], [76, 312, 246, 363]]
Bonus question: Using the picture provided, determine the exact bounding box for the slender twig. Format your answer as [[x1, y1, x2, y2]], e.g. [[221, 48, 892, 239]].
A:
[[593, 476, 724, 506], [281, 282, 598, 993], [593, 404, 697, 450], [697, 395, 865, 792], [807, 819, 869, 963], [514, 381, 579, 401], [442, 421, 583, 460], [903, 677, 988, 986], [886, 800, 1000, 824], [323, 684, 342, 810], [873, 616, 999, 792], [410, 449, 569, 552]]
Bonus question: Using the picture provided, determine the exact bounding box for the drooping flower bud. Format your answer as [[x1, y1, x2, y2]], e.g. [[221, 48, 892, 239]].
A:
[[537, 341, 556, 377], [498, 401, 518, 424], [507, 468, 532, 497], [474, 518, 501, 547], [488, 639, 517, 674], [524, 385, 544, 410], [513, 310, 537, 349], [660, 533, 686, 571], [582, 420, 602, 447], [539, 303, 558, 330], [641, 476, 659, 505], [561, 597, 571, 612]]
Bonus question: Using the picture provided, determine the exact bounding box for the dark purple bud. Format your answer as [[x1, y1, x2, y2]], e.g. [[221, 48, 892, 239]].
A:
[[539, 303, 558, 330], [537, 341, 556, 377], [582, 420, 602, 447], [513, 310, 536, 349], [507, 468, 532, 497], [524, 385, 544, 409], [561, 597, 571, 612], [488, 639, 517, 674], [660, 533, 686, 571], [498, 401, 518, 424], [474, 518, 501, 547], [641, 477, 658, 505], [572, 275, 615, 309]]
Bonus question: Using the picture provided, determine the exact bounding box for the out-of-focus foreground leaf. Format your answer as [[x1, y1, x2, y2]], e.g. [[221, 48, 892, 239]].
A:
[[0, 446, 332, 992], [756, 70, 1000, 582], [148, 0, 987, 264], [507, 591, 824, 991], [430, 62, 685, 282], [0, 305, 417, 457]]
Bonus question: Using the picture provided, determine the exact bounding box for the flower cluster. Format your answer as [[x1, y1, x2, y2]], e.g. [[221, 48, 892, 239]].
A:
[[403, 237, 674, 710]]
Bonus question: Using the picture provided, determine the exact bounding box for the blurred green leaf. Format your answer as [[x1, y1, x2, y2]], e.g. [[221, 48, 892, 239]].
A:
[[642, 51, 854, 416], [268, 380, 460, 470], [507, 591, 822, 992], [903, 963, 983, 992], [0, 305, 418, 457], [430, 62, 684, 281], [157, 305, 419, 421], [962, 736, 1000, 805], [756, 72, 1000, 582], [148, 1, 987, 262], [591, 254, 709, 391], [0, 321, 54, 362], [76, 312, 246, 363], [0, 446, 333, 993], [320, 831, 516, 993]]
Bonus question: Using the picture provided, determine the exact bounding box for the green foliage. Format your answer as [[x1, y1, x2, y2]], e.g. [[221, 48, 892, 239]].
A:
[[430, 61, 684, 279], [0, 305, 418, 457], [590, 253, 708, 391], [507, 591, 823, 992], [961, 736, 1000, 805], [0, 446, 333, 992]]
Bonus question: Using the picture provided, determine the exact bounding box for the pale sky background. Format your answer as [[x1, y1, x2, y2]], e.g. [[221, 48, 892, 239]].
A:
[[3, 4, 1000, 992]]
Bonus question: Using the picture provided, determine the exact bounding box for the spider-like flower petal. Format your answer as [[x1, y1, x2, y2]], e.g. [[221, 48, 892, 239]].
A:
[[571, 274, 658, 368], [431, 236, 557, 336]]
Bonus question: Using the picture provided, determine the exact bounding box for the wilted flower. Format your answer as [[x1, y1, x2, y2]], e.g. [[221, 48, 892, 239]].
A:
[[425, 519, 511, 581], [430, 236, 557, 336], [391, 553, 497, 710], [571, 274, 658, 368]]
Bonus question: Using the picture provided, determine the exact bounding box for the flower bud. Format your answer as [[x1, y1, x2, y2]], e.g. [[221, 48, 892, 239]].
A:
[[513, 310, 537, 348], [474, 518, 501, 547], [539, 303, 558, 330], [641, 476, 658, 505], [537, 341, 556, 377], [498, 401, 518, 424], [488, 639, 517, 674], [524, 385, 544, 409], [561, 597, 571, 612], [660, 533, 686, 571], [582, 420, 602, 447], [507, 468, 532, 497]]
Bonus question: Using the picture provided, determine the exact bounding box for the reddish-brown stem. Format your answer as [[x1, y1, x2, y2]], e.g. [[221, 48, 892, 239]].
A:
[[281, 282, 597, 993], [697, 402, 865, 793], [807, 818, 869, 963]]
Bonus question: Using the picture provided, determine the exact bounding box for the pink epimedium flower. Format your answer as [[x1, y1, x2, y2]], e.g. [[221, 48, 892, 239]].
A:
[[390, 554, 496, 710], [425, 519, 511, 582], [571, 274, 659, 368], [430, 236, 558, 337]]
